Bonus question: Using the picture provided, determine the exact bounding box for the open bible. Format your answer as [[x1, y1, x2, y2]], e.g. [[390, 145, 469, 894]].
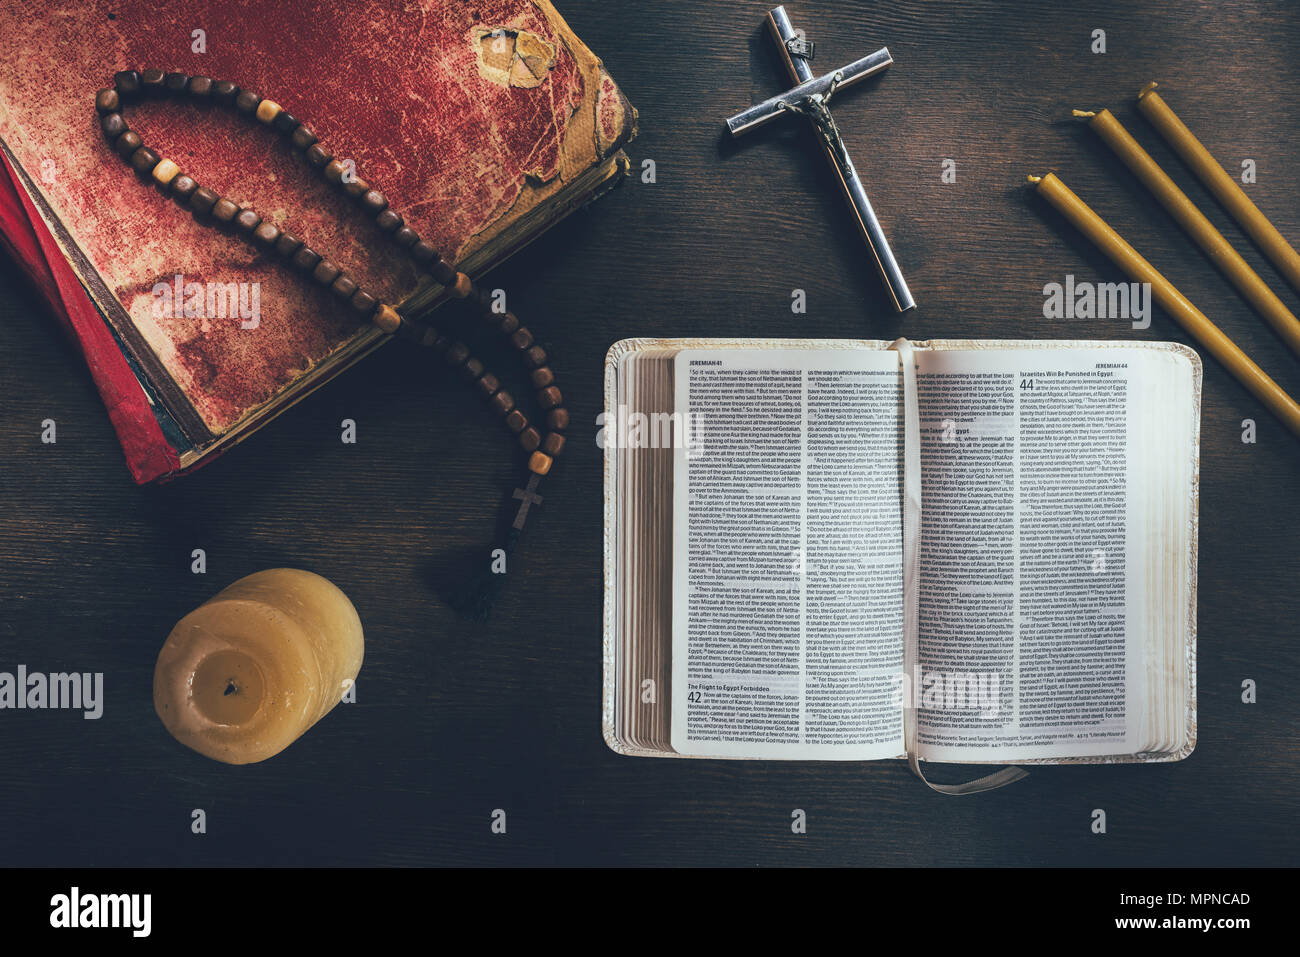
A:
[[603, 338, 1198, 777]]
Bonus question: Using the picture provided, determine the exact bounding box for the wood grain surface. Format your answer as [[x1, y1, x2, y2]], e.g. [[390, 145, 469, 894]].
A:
[[1, 0, 1298, 866]]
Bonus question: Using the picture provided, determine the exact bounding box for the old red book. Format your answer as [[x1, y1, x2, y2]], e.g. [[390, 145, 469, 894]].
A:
[[0, 0, 635, 482]]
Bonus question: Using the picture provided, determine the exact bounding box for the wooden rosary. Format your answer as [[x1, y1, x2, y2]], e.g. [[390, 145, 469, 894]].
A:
[[95, 68, 569, 615]]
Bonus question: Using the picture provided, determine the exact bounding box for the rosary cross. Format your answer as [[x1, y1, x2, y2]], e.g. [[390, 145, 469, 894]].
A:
[[512, 473, 544, 530]]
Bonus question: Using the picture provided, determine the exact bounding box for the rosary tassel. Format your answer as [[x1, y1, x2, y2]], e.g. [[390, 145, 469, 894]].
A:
[[442, 525, 522, 621], [441, 473, 539, 620]]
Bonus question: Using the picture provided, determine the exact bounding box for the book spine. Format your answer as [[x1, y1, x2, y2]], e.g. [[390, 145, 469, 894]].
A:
[[0, 146, 180, 484]]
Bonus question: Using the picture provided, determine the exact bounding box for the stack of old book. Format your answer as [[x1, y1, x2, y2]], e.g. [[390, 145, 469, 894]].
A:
[[0, 0, 635, 482]]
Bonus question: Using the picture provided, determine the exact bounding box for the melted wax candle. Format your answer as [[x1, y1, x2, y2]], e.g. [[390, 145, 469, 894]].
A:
[[154, 569, 363, 764]]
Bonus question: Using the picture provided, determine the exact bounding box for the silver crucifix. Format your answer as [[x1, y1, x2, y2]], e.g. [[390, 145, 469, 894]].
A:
[[726, 5, 915, 312]]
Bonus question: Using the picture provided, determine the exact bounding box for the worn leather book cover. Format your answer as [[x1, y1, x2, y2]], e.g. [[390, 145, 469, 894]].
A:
[[0, 0, 635, 482]]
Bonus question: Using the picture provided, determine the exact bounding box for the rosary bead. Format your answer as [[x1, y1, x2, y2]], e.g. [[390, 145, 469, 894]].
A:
[[394, 318, 424, 343], [211, 197, 239, 224], [292, 245, 322, 271], [323, 159, 346, 183], [330, 270, 356, 297], [170, 174, 198, 203], [342, 176, 369, 199], [523, 345, 547, 369], [210, 81, 239, 105], [375, 209, 403, 233], [449, 272, 472, 298], [95, 89, 119, 114], [497, 312, 519, 335], [505, 409, 527, 433], [234, 89, 260, 114], [476, 373, 500, 397], [311, 258, 341, 285], [128, 146, 161, 175], [235, 208, 261, 234], [272, 110, 299, 135], [393, 226, 419, 249], [372, 303, 401, 333], [359, 189, 388, 214], [537, 385, 563, 409], [255, 99, 282, 124], [290, 125, 317, 151], [527, 451, 553, 476], [510, 327, 534, 350], [530, 366, 555, 389], [188, 76, 213, 98], [445, 341, 470, 366], [489, 389, 515, 416], [428, 259, 457, 285], [113, 129, 142, 157], [140, 69, 165, 95], [274, 231, 303, 257], [431, 334, 452, 353], [304, 143, 332, 168], [151, 158, 181, 188], [113, 70, 141, 96], [190, 186, 219, 215], [252, 221, 280, 247], [541, 432, 565, 457], [330, 274, 358, 299], [212, 81, 239, 105], [164, 72, 190, 94], [518, 427, 541, 452], [410, 241, 438, 266], [461, 357, 484, 382], [349, 288, 378, 316], [546, 408, 569, 431], [467, 284, 494, 311], [101, 112, 127, 139]]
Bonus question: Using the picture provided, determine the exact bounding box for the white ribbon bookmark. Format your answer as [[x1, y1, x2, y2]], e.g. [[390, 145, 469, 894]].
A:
[[889, 338, 1028, 795]]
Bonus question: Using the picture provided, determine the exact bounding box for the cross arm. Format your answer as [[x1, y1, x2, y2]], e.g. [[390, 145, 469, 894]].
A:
[[724, 46, 893, 137]]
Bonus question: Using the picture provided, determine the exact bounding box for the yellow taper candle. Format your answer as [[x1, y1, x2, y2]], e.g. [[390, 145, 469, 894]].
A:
[[1029, 171, 1300, 437], [1074, 107, 1300, 359], [1137, 82, 1300, 295], [154, 568, 364, 764]]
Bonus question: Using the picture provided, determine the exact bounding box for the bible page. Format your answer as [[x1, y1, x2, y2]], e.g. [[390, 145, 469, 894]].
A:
[[912, 345, 1194, 762], [670, 347, 905, 759]]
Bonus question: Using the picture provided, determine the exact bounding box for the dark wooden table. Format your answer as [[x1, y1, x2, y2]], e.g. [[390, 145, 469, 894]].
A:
[[2, 0, 1297, 867]]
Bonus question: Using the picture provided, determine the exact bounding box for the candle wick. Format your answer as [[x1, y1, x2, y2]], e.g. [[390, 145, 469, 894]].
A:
[[1027, 174, 1043, 184], [223, 681, 238, 697], [1071, 109, 1097, 119]]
